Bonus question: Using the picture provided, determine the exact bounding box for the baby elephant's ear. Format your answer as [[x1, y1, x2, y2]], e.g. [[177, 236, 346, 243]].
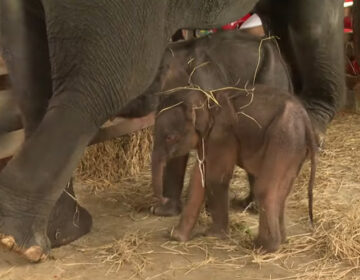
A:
[[183, 92, 211, 136], [193, 104, 211, 137]]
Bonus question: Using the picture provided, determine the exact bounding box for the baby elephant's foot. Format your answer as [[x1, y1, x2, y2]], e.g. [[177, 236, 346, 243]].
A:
[[150, 199, 182, 217], [170, 226, 191, 242], [254, 236, 281, 253], [205, 226, 228, 239]]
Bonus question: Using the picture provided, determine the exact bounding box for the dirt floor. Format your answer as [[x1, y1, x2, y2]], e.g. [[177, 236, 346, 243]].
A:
[[0, 112, 360, 280]]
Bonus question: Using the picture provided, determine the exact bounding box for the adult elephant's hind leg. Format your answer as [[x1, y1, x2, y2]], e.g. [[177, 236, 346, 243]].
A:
[[0, 104, 98, 262], [258, 0, 345, 132], [47, 179, 92, 248]]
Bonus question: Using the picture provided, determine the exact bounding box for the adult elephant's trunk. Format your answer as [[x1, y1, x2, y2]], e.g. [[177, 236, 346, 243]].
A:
[[151, 150, 167, 204], [354, 0, 360, 65]]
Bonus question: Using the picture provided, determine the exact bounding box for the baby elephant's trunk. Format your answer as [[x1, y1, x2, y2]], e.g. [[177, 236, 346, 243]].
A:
[[151, 150, 167, 204]]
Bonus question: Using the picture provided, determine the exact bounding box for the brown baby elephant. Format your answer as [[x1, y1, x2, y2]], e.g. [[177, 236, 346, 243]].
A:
[[152, 85, 317, 252], [149, 29, 293, 216]]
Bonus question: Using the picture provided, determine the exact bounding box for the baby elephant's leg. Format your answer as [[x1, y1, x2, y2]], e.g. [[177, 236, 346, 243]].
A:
[[253, 175, 282, 252], [254, 151, 304, 252], [278, 178, 294, 243], [205, 142, 236, 238], [171, 164, 204, 241]]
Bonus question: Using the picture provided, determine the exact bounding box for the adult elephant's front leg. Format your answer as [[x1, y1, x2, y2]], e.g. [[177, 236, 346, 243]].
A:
[[0, 0, 169, 261], [0, 0, 92, 250], [0, 4, 96, 261], [0, 103, 98, 261], [257, 0, 345, 133]]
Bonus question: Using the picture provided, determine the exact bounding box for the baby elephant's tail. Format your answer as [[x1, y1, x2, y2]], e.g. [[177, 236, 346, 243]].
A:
[[304, 112, 319, 227]]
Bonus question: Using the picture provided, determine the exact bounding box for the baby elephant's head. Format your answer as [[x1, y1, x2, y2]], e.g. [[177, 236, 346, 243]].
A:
[[154, 91, 212, 158], [151, 90, 212, 200]]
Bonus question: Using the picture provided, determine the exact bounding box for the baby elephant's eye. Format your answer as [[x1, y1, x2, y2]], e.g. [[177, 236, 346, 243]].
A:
[[165, 134, 179, 143]]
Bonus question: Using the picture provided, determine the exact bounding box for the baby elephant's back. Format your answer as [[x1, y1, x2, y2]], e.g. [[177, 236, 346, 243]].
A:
[[201, 31, 292, 92], [224, 85, 307, 154]]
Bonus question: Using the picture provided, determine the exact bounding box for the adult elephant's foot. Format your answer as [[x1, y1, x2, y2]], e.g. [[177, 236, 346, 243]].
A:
[[0, 234, 47, 262], [0, 188, 51, 262], [0, 159, 91, 248], [150, 198, 182, 217], [47, 179, 92, 248]]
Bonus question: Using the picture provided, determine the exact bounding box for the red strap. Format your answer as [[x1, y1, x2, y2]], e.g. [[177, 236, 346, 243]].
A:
[[221, 13, 252, 30]]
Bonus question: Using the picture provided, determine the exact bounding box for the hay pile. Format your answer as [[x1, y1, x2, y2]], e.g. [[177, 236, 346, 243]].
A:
[[76, 128, 153, 187], [77, 231, 151, 277]]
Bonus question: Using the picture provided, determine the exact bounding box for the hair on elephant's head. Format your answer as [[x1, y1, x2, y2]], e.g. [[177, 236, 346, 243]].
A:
[[151, 90, 215, 202], [157, 46, 193, 91]]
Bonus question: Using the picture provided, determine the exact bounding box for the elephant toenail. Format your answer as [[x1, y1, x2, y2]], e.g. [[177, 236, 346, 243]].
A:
[[24, 246, 45, 263], [1, 236, 15, 249]]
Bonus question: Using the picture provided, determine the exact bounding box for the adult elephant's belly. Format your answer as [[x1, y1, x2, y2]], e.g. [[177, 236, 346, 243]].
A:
[[43, 0, 168, 126], [0, 88, 155, 161]]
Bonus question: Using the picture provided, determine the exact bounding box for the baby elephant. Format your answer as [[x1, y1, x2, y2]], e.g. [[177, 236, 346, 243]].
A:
[[152, 85, 317, 252], [150, 29, 293, 216]]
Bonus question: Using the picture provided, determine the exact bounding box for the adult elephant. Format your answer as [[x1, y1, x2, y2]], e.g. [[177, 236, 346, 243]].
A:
[[0, 0, 344, 262]]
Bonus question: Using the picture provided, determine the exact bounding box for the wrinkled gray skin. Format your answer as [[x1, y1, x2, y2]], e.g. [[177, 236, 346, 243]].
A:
[[152, 86, 317, 252], [148, 30, 292, 216], [0, 0, 344, 261]]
